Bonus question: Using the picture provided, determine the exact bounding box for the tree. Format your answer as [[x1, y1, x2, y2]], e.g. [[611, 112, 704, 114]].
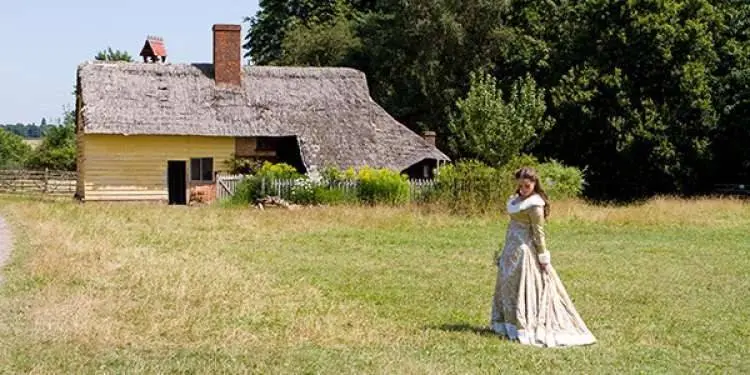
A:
[[277, 11, 361, 66], [710, 1, 750, 183], [0, 129, 32, 169], [448, 71, 554, 166], [95, 47, 133, 62], [539, 0, 724, 198], [25, 109, 76, 171], [244, 0, 347, 65]]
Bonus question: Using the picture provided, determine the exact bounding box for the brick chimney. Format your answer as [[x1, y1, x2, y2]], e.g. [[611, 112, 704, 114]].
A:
[[213, 24, 242, 86], [422, 131, 436, 147]]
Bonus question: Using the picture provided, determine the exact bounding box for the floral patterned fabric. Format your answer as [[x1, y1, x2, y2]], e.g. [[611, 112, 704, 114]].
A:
[[490, 194, 596, 347]]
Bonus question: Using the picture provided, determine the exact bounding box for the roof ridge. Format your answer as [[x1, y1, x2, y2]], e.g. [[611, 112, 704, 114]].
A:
[[79, 62, 366, 79]]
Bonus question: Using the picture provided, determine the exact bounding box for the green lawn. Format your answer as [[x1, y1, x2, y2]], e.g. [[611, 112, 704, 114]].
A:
[[0, 196, 748, 374]]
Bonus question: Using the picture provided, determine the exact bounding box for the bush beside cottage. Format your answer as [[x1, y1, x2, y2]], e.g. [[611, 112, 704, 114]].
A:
[[226, 156, 584, 212]]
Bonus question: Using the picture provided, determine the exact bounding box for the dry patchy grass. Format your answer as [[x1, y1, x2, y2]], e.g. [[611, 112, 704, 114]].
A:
[[0, 195, 748, 374], [22, 139, 42, 149]]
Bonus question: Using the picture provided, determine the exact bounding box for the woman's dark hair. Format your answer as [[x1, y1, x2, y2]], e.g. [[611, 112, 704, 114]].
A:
[[515, 167, 550, 218]]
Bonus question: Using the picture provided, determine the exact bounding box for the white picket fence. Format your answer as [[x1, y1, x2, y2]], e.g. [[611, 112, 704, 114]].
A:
[[409, 179, 437, 201], [215, 173, 246, 201], [215, 173, 436, 202]]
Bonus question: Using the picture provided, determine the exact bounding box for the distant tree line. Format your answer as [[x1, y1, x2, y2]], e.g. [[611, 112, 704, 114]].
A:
[[244, 0, 750, 200], [0, 118, 54, 139]]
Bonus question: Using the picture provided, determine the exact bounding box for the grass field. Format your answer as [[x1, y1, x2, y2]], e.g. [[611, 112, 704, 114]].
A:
[[21, 138, 42, 149], [0, 196, 748, 374]]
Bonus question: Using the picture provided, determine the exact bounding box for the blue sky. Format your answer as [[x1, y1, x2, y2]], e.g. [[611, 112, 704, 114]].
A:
[[0, 0, 258, 124]]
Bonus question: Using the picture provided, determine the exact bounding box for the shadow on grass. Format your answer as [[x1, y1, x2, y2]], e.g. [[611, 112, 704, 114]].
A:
[[429, 323, 498, 337]]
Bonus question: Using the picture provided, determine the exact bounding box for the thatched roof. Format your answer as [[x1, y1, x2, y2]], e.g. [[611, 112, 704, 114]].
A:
[[77, 61, 449, 172]]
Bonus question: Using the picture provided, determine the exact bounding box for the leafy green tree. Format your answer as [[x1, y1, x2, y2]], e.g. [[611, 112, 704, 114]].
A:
[[710, 1, 750, 183], [244, 0, 348, 64], [0, 129, 32, 169], [448, 72, 554, 166], [540, 0, 724, 198], [351, 0, 522, 137], [25, 109, 76, 171], [277, 11, 361, 66]]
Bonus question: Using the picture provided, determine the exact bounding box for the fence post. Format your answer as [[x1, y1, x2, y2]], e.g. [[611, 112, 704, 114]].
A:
[[261, 177, 266, 197], [43, 168, 49, 193]]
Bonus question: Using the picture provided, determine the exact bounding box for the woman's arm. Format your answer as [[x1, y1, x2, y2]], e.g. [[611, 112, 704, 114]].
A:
[[529, 206, 550, 265]]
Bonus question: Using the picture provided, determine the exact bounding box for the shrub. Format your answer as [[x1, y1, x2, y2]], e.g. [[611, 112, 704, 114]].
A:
[[536, 159, 586, 200], [356, 167, 410, 205], [288, 179, 360, 206], [0, 129, 32, 169], [432, 156, 585, 213], [229, 177, 260, 204], [290, 178, 316, 204], [25, 145, 76, 171], [226, 160, 584, 209], [319, 165, 408, 205], [256, 162, 302, 180], [433, 160, 510, 214], [25, 122, 76, 171], [312, 186, 359, 205], [321, 165, 357, 184], [224, 155, 264, 175], [229, 162, 304, 204], [498, 154, 540, 175], [499, 154, 585, 200]]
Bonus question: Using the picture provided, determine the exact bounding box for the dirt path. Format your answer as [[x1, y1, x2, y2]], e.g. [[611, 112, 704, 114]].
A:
[[0, 216, 10, 285]]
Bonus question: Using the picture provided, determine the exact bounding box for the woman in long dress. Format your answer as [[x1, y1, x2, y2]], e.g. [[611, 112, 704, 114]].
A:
[[490, 167, 596, 347]]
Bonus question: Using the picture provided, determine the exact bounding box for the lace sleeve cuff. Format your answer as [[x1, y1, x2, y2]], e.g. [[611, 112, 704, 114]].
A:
[[538, 251, 551, 264]]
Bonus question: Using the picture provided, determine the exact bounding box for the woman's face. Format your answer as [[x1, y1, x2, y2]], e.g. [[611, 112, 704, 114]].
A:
[[517, 178, 535, 198]]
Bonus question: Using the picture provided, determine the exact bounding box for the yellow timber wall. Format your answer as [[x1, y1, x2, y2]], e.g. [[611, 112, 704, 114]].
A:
[[79, 134, 234, 201]]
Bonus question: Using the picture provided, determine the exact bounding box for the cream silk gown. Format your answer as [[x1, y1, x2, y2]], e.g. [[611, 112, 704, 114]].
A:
[[490, 193, 596, 347]]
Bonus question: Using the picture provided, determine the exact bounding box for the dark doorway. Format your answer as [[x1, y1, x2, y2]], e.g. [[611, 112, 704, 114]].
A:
[[275, 136, 307, 173], [167, 160, 187, 205], [403, 158, 438, 180]]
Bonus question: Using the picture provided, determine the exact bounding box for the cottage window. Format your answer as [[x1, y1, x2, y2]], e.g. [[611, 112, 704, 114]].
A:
[[190, 157, 214, 182]]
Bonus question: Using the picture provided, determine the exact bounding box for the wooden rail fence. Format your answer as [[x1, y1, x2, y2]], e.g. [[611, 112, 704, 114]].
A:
[[0, 169, 77, 196]]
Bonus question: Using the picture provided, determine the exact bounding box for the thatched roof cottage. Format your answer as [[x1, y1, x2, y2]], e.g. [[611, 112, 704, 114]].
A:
[[75, 24, 449, 204]]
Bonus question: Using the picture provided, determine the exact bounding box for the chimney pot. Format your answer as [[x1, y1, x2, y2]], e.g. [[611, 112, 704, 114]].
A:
[[140, 36, 167, 63], [422, 131, 436, 147], [213, 24, 242, 86]]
